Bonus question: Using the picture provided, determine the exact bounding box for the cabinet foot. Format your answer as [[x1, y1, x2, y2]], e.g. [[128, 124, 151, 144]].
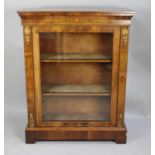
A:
[[114, 134, 127, 144], [25, 130, 36, 144]]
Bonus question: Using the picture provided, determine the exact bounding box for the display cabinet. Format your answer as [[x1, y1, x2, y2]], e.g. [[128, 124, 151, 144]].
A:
[[18, 8, 134, 143]]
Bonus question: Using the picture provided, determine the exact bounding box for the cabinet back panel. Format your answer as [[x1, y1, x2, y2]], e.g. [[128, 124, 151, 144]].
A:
[[42, 96, 110, 121], [41, 63, 112, 85], [40, 33, 113, 54]]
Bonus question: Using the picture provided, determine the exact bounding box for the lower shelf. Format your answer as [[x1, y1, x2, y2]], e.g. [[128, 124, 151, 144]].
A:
[[44, 112, 109, 121], [42, 84, 111, 95], [25, 126, 127, 144]]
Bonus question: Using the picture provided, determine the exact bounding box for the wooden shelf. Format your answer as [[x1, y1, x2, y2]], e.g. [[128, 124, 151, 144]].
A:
[[42, 84, 111, 96], [40, 53, 112, 62]]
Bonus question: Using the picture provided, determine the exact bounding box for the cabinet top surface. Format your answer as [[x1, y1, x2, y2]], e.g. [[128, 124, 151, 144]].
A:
[[18, 7, 135, 16]]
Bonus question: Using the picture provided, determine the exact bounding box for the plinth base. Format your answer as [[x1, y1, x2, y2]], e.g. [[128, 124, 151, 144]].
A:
[[25, 126, 127, 144]]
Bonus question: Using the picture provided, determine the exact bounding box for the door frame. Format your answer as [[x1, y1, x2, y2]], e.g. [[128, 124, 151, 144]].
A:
[[32, 26, 120, 127]]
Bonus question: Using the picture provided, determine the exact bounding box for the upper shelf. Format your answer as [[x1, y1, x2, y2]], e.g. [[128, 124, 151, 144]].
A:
[[40, 53, 112, 63]]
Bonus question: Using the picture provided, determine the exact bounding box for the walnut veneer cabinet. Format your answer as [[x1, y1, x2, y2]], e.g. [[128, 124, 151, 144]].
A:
[[18, 8, 134, 144]]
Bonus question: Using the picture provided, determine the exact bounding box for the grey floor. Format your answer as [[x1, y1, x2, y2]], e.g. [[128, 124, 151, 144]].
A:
[[5, 104, 150, 155]]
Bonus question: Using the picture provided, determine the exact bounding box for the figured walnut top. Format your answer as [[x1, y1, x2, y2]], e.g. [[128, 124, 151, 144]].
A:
[[18, 8, 135, 26], [18, 7, 135, 17]]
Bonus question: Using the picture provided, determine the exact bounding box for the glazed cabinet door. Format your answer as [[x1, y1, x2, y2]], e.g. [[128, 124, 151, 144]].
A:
[[32, 26, 120, 127]]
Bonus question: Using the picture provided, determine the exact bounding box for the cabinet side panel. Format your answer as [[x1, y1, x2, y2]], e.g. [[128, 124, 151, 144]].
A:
[[117, 26, 129, 127], [23, 25, 36, 127]]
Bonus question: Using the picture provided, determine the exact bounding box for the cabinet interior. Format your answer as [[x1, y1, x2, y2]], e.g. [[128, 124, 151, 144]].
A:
[[39, 32, 113, 121]]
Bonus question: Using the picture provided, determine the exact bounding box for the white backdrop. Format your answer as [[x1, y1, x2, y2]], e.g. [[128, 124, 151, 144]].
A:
[[5, 1, 151, 155]]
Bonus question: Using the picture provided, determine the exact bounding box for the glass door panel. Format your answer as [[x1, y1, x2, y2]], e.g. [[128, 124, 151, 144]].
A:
[[39, 32, 113, 122]]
